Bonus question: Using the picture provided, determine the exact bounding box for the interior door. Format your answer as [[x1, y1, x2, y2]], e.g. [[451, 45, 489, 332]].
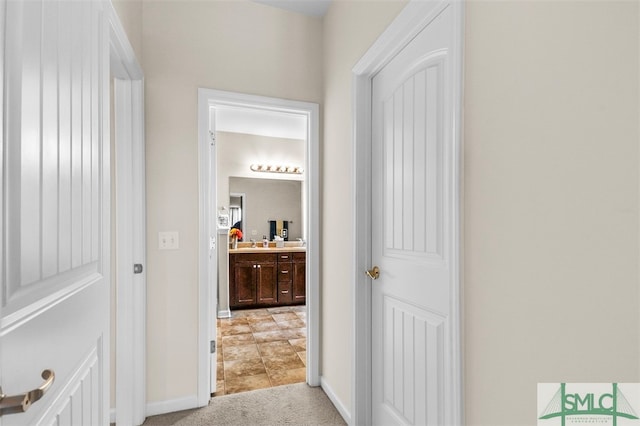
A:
[[0, 0, 110, 424], [370, 4, 458, 425]]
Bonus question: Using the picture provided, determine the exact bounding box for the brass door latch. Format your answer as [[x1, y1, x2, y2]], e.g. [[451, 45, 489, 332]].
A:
[[0, 369, 55, 416]]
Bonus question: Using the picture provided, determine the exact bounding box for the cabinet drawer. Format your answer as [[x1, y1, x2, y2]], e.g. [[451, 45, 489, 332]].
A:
[[278, 281, 292, 304], [278, 263, 292, 278], [278, 253, 292, 262], [292, 252, 306, 262], [230, 253, 277, 264]]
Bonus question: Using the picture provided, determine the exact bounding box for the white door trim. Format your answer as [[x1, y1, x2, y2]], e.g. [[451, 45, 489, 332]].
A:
[[108, 3, 146, 425], [352, 1, 464, 424], [197, 89, 320, 405]]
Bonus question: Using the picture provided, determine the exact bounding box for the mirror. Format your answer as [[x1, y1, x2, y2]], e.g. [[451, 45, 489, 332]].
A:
[[229, 177, 302, 241]]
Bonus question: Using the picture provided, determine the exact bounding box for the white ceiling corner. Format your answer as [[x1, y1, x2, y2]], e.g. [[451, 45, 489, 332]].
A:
[[215, 107, 308, 141], [251, 0, 331, 17]]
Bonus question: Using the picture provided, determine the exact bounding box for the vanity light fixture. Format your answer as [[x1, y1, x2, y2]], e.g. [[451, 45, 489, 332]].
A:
[[250, 164, 304, 175]]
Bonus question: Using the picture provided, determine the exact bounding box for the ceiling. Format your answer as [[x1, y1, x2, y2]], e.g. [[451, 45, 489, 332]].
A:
[[251, 0, 332, 17], [215, 106, 308, 141]]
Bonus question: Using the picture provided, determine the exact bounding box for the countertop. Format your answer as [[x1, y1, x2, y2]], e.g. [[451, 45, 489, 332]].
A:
[[228, 246, 306, 254]]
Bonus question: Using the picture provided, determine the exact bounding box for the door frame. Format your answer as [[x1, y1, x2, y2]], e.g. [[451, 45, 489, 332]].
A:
[[197, 89, 320, 405], [108, 3, 146, 425], [351, 1, 464, 424]]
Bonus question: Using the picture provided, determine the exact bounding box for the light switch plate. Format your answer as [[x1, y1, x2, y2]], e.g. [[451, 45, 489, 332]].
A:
[[159, 231, 179, 250]]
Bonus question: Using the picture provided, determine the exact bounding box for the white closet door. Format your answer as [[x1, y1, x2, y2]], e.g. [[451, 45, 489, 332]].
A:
[[0, 0, 110, 424]]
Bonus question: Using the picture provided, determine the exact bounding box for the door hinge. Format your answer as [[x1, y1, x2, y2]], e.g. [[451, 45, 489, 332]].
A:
[[210, 340, 216, 353], [133, 264, 144, 274], [209, 131, 216, 146]]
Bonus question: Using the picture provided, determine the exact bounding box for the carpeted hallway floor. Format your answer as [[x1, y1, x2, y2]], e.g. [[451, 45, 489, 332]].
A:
[[142, 383, 346, 425]]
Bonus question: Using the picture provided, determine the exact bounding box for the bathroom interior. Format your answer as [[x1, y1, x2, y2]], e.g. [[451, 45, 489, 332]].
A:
[[214, 108, 308, 396]]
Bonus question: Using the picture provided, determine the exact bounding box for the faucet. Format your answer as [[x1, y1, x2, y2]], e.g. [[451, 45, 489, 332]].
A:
[[250, 239, 256, 248], [297, 238, 306, 247]]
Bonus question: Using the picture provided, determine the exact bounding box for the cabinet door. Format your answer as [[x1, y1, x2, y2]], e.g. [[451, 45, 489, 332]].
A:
[[256, 262, 278, 305], [293, 257, 306, 303], [233, 261, 257, 306]]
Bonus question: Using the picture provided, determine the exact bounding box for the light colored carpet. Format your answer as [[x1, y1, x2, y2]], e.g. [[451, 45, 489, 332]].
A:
[[143, 383, 347, 425]]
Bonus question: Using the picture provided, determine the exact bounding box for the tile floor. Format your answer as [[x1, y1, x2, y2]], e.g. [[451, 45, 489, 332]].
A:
[[214, 305, 307, 397]]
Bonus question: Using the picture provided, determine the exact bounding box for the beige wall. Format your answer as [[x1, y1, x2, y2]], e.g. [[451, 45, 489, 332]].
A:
[[216, 131, 305, 223], [464, 1, 639, 424], [321, 0, 407, 411], [141, 0, 323, 403], [111, 0, 143, 61], [110, 0, 640, 423], [229, 177, 303, 240]]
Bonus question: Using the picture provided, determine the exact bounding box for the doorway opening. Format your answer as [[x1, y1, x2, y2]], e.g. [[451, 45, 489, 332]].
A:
[[197, 89, 319, 404]]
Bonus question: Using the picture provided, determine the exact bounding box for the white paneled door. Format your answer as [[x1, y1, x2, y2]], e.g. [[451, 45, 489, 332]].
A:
[[370, 3, 459, 425], [1, 0, 110, 424]]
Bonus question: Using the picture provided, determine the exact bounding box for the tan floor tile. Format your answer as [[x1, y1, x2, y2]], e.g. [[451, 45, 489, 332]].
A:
[[213, 380, 225, 397], [222, 333, 255, 346], [219, 317, 248, 327], [258, 341, 296, 357], [221, 323, 253, 336], [253, 329, 292, 343], [225, 373, 272, 394], [266, 306, 294, 314], [245, 313, 273, 323], [249, 320, 281, 332], [267, 368, 306, 386], [272, 312, 299, 322], [224, 358, 266, 378], [263, 353, 305, 371], [277, 319, 305, 329], [283, 327, 306, 340], [223, 343, 260, 361], [289, 338, 306, 352], [233, 309, 271, 318], [212, 306, 308, 398]]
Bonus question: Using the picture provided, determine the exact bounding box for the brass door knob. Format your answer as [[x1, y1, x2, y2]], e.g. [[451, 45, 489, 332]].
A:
[[0, 369, 55, 416], [365, 266, 380, 280]]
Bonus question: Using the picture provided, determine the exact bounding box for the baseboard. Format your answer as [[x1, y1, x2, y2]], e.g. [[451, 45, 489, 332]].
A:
[[217, 309, 231, 318], [320, 376, 352, 425], [145, 395, 200, 418]]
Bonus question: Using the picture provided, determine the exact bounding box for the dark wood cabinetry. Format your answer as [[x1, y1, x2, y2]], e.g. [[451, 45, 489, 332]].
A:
[[292, 252, 306, 304], [229, 251, 305, 309]]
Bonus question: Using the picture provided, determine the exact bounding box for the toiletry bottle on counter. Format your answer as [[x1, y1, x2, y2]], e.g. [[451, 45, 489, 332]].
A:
[[262, 235, 268, 248]]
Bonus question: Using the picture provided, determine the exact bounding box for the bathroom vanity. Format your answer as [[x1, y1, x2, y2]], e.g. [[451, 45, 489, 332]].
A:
[[228, 247, 306, 309]]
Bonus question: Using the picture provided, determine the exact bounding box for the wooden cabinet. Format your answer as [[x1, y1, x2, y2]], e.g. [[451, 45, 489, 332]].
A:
[[229, 253, 277, 308], [229, 251, 305, 309], [292, 252, 306, 304]]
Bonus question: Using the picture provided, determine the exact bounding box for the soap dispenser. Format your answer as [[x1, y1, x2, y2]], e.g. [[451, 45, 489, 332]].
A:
[[262, 235, 268, 248]]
